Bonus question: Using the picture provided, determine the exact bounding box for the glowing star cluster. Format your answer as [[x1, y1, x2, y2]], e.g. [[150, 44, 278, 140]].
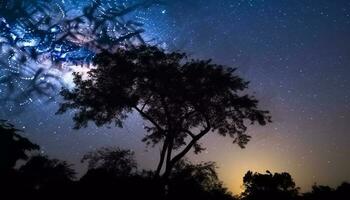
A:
[[0, 0, 152, 111]]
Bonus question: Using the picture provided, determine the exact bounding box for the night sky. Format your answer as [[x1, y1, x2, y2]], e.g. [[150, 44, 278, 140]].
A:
[[1, 0, 350, 194]]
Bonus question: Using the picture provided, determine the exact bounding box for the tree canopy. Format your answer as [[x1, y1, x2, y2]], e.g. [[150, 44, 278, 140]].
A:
[[19, 155, 76, 191], [241, 171, 299, 200], [0, 120, 39, 171], [81, 147, 137, 176], [168, 160, 235, 200], [58, 45, 271, 178]]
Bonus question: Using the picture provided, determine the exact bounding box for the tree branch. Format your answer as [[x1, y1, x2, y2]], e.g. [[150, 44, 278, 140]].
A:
[[168, 118, 211, 170], [180, 109, 197, 122], [182, 129, 195, 139], [155, 137, 169, 177], [165, 135, 173, 172], [140, 97, 151, 112], [134, 106, 164, 132]]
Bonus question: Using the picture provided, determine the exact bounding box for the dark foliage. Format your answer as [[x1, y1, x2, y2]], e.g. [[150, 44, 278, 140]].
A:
[[81, 147, 137, 176], [57, 45, 271, 179], [0, 120, 39, 198], [302, 182, 350, 200], [241, 170, 299, 200], [167, 160, 236, 200], [77, 147, 162, 199], [74, 146, 236, 199], [0, 120, 39, 171], [1, 125, 349, 199], [240, 171, 350, 200], [0, 121, 75, 198], [18, 155, 76, 198]]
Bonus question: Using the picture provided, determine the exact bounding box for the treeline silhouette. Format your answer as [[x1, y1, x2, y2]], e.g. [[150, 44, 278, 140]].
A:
[[1, 120, 349, 200]]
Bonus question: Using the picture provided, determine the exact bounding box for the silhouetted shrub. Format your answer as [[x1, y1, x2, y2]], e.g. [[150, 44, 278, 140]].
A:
[[241, 170, 299, 200], [81, 147, 137, 176], [0, 120, 39, 171]]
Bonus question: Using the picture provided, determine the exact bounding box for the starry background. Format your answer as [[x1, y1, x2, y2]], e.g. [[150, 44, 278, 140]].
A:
[[1, 0, 350, 194]]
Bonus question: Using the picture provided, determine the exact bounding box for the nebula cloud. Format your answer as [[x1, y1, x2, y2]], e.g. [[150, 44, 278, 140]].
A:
[[0, 0, 158, 112]]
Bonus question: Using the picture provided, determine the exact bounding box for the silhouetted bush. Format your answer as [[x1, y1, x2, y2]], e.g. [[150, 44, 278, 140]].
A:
[[167, 160, 236, 200], [335, 182, 350, 199], [0, 120, 39, 171], [0, 120, 39, 198], [240, 170, 299, 200], [302, 182, 350, 200], [81, 147, 137, 176], [16, 155, 74, 198]]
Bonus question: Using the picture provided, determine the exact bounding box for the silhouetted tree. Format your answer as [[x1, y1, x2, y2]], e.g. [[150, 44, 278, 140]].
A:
[[0, 120, 39, 172], [302, 184, 333, 200], [81, 147, 137, 176], [335, 182, 350, 200], [301, 182, 350, 200], [57, 45, 271, 182], [19, 154, 75, 197], [78, 147, 162, 199], [168, 160, 235, 200], [241, 170, 299, 200], [0, 120, 39, 198]]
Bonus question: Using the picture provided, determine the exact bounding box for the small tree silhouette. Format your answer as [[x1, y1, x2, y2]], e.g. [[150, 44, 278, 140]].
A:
[[19, 155, 75, 193], [78, 147, 147, 199], [168, 160, 235, 200], [335, 182, 350, 199], [301, 183, 350, 200], [81, 147, 137, 176], [241, 170, 299, 200], [57, 45, 271, 181], [0, 120, 39, 172]]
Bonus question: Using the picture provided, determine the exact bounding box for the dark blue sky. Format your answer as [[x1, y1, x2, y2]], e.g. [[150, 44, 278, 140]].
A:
[[1, 0, 350, 194]]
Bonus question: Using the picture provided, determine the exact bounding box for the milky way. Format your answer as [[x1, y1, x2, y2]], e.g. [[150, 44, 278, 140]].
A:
[[1, 0, 350, 194]]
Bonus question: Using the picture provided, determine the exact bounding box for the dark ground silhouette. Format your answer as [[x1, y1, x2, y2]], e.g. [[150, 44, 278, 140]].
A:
[[1, 120, 349, 200]]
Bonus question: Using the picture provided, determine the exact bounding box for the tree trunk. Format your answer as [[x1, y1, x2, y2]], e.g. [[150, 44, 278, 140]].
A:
[[155, 137, 169, 177]]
